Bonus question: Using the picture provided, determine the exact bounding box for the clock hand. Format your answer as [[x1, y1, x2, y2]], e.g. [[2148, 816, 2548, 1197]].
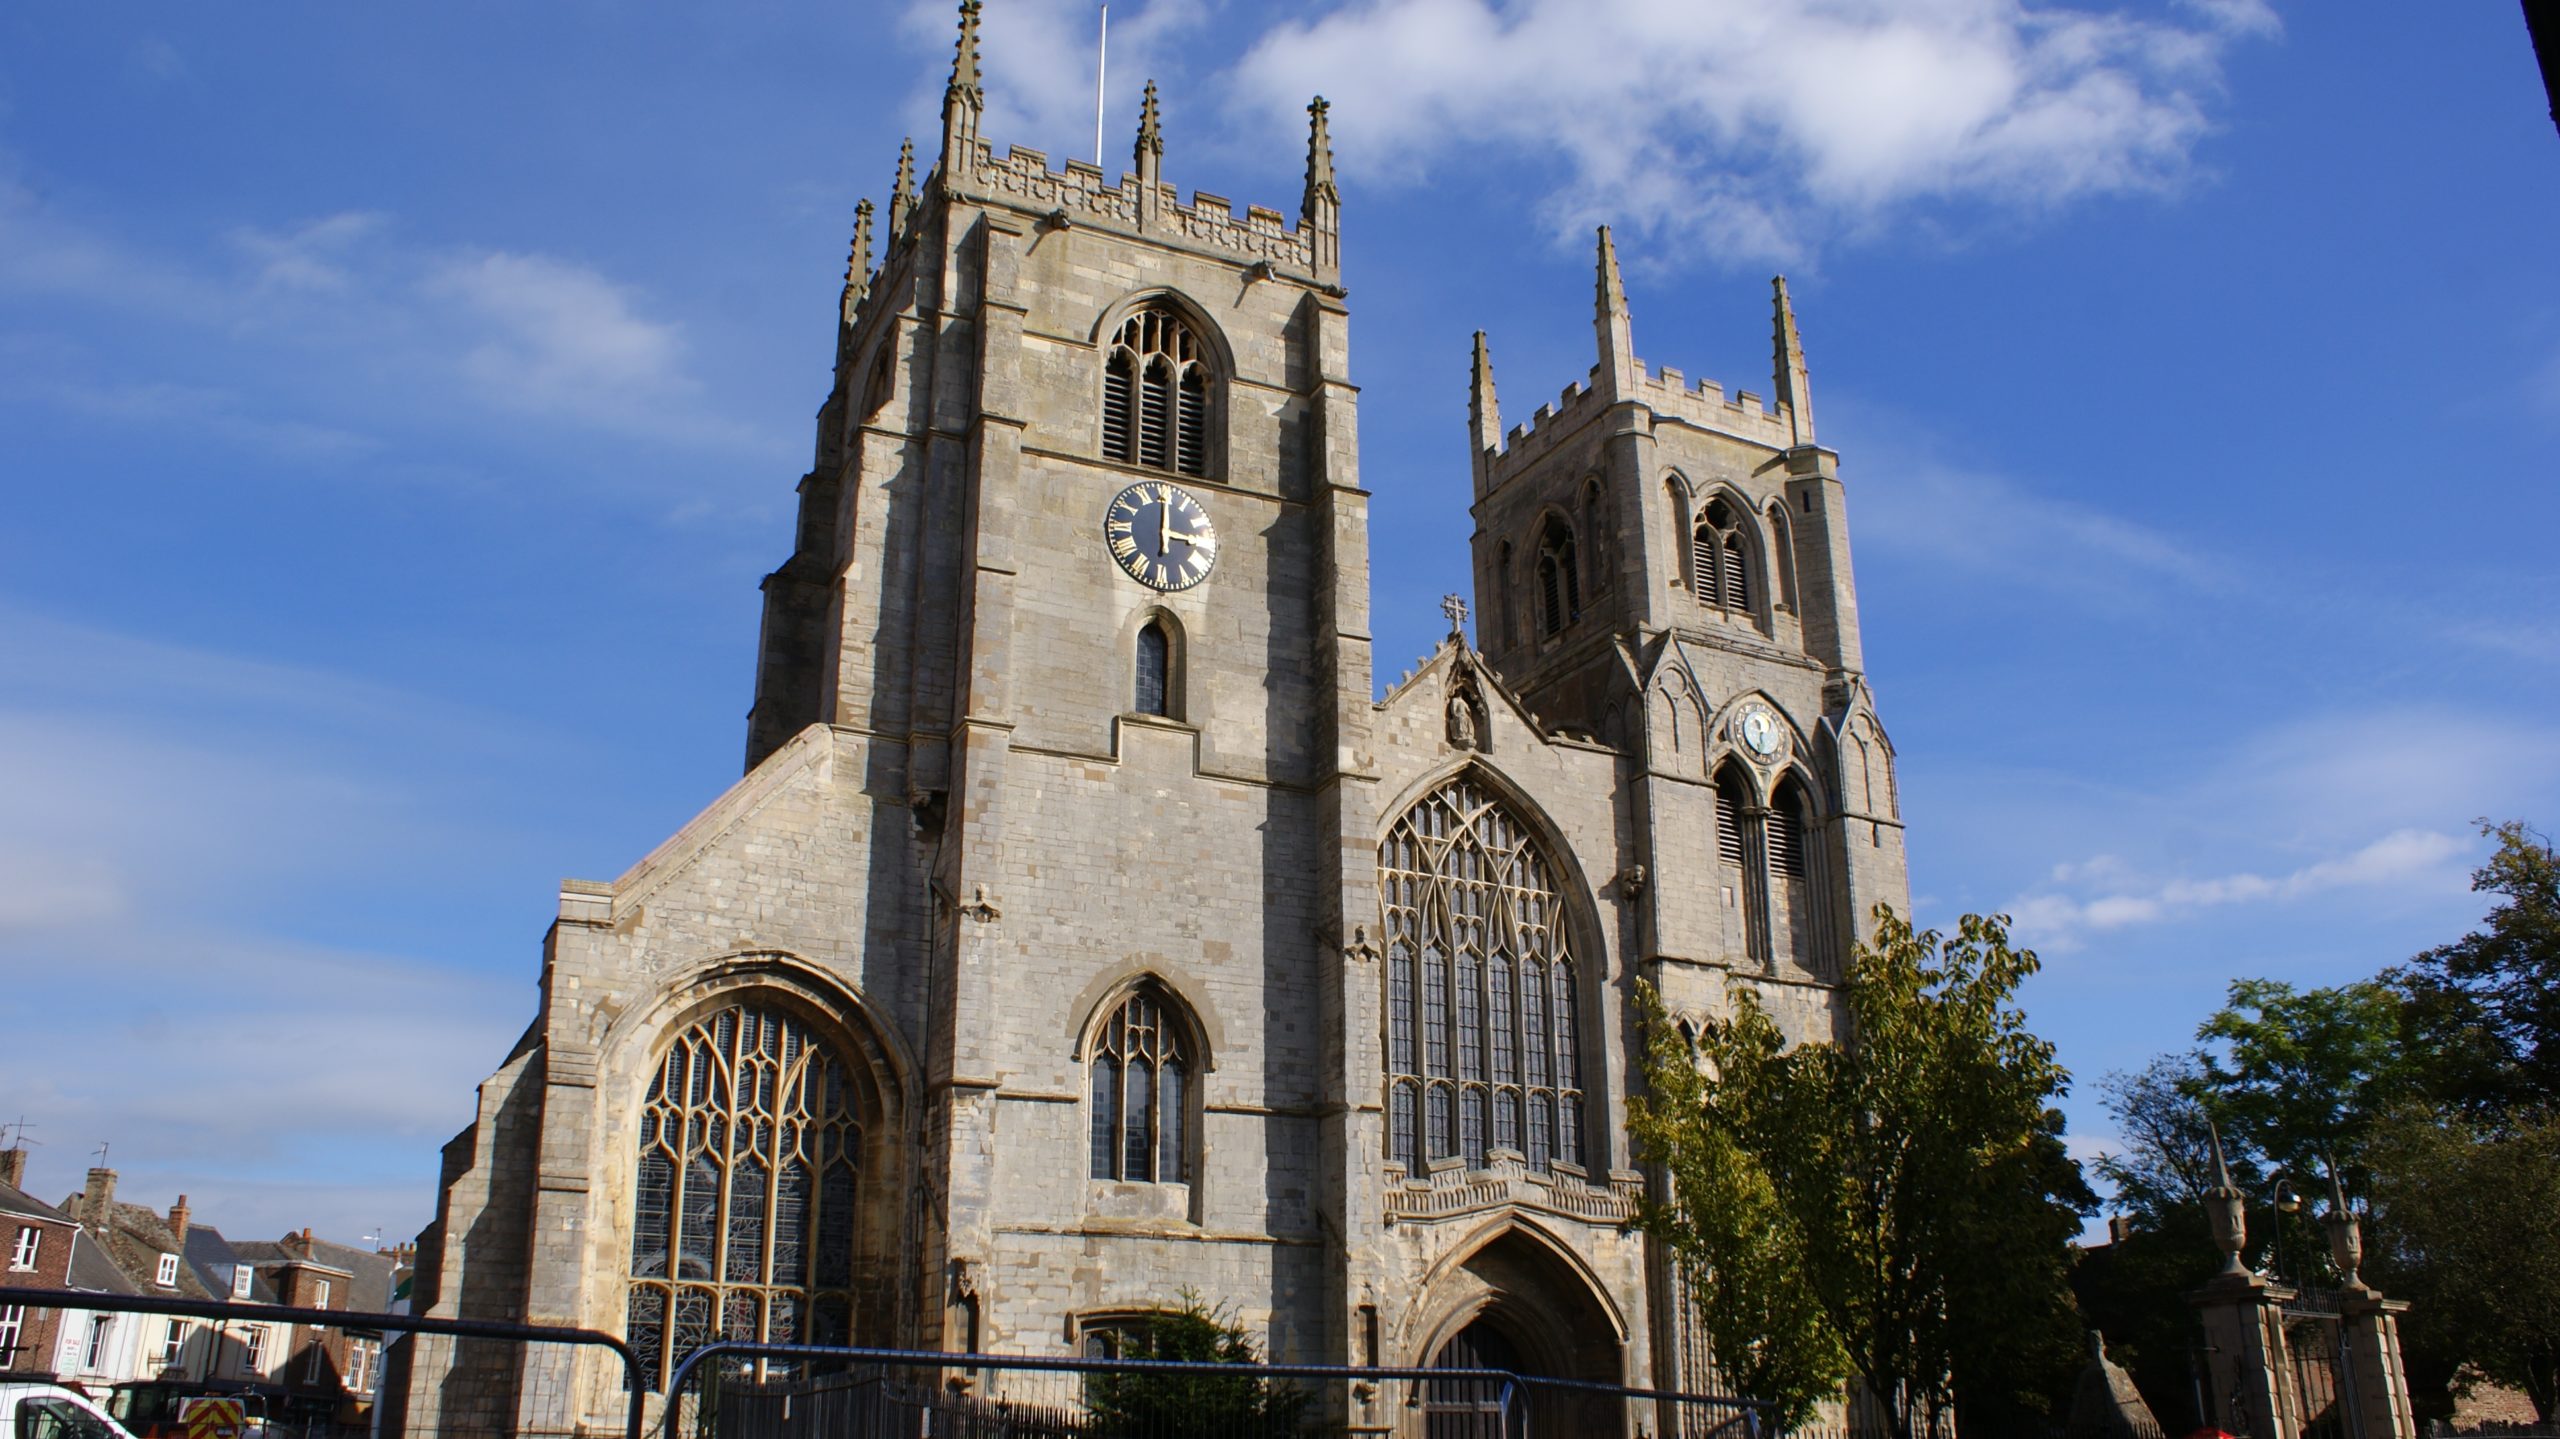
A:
[[1158, 502, 1173, 556]]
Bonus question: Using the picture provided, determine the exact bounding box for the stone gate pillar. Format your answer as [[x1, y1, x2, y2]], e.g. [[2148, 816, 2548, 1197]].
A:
[[2190, 1270, 2299, 1439], [2337, 1288, 2416, 1439]]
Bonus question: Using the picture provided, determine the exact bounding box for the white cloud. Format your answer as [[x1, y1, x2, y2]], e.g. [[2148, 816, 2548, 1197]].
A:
[[425, 250, 696, 421], [1855, 452, 2234, 606], [1225, 0, 2275, 261], [2011, 827, 2474, 945], [0, 174, 777, 459]]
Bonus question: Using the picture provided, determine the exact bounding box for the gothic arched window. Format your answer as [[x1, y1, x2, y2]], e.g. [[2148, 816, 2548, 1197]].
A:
[[627, 1002, 861, 1390], [1101, 307, 1213, 477], [1715, 764, 1772, 970], [1695, 498, 1751, 616], [1089, 986, 1192, 1184], [1134, 619, 1172, 717], [1769, 773, 1835, 978], [1380, 778, 1585, 1175], [1535, 521, 1581, 638], [1765, 501, 1798, 611], [1579, 479, 1607, 594]]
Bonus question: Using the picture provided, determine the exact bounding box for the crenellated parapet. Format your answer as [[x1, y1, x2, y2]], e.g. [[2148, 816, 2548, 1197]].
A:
[[952, 143, 1321, 272], [1482, 358, 1799, 492]]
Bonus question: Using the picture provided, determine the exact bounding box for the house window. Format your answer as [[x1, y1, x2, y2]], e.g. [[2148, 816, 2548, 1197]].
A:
[[346, 1339, 375, 1393], [8, 1225, 36, 1270], [1088, 986, 1191, 1184], [626, 1001, 864, 1391], [1100, 307, 1214, 477], [160, 1319, 187, 1368], [1134, 619, 1172, 717], [0, 1305, 24, 1363], [304, 1340, 328, 1384], [155, 1252, 179, 1287], [1079, 1314, 1160, 1359], [233, 1266, 254, 1299], [313, 1279, 331, 1309], [84, 1315, 111, 1370], [241, 1326, 267, 1375], [1380, 777, 1585, 1174]]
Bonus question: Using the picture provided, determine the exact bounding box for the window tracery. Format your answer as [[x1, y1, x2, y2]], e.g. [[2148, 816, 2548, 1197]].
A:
[[1535, 521, 1581, 638], [1089, 986, 1191, 1184], [1695, 497, 1751, 616], [1101, 308, 1213, 477], [627, 1002, 861, 1390], [1380, 777, 1585, 1174]]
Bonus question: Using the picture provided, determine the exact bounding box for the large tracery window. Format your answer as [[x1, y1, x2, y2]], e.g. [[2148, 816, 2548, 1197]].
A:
[[627, 1002, 861, 1391], [1381, 778, 1585, 1175], [1101, 308, 1213, 477], [1089, 986, 1191, 1184]]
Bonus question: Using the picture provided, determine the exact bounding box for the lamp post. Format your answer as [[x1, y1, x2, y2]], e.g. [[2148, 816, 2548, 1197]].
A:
[[2271, 1173, 2301, 1284]]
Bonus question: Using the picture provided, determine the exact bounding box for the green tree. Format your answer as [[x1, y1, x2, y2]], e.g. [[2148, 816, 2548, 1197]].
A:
[[2195, 976, 2420, 1191], [1629, 907, 2094, 1439], [1080, 1293, 1312, 1438], [2390, 821, 2560, 1115], [2368, 1107, 2560, 1420]]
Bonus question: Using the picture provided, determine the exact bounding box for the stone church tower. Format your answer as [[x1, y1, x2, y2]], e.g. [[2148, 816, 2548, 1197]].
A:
[[388, 6, 1907, 1433]]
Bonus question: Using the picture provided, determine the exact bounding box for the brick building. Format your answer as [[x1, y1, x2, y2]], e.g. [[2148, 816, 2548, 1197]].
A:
[[2, 1148, 80, 1375], [391, 5, 1908, 1433]]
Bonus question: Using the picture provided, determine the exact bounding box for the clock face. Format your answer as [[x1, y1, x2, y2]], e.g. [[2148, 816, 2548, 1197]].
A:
[[1738, 707, 1782, 758], [1104, 482, 1218, 592]]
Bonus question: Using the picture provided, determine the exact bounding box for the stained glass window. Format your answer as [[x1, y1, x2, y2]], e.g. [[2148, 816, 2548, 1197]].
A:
[[1380, 778, 1587, 1174], [1090, 986, 1192, 1184], [627, 1002, 861, 1390]]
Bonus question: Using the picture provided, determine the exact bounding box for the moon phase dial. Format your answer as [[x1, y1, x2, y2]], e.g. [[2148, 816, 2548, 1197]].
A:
[[1104, 482, 1218, 592]]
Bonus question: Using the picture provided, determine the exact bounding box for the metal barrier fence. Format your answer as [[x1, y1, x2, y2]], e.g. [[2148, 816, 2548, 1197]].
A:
[[0, 1286, 644, 1439], [1, 1289, 1774, 1439], [661, 1340, 1775, 1439]]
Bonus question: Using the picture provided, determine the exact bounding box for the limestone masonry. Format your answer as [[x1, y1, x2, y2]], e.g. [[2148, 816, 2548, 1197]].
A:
[[387, 5, 1909, 1433]]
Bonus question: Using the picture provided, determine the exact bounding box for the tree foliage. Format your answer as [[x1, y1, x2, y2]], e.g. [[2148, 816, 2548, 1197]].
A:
[[2391, 820, 2560, 1117], [1629, 907, 2093, 1439], [2090, 822, 2560, 1423], [2367, 1106, 2560, 1420], [1080, 1293, 1312, 1438]]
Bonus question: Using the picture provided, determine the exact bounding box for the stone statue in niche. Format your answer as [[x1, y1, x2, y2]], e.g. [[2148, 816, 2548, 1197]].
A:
[[1446, 686, 1483, 751]]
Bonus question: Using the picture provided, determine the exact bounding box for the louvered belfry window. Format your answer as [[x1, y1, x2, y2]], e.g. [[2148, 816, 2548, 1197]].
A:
[[1696, 497, 1752, 616], [1381, 778, 1585, 1175], [1535, 523, 1581, 637], [1090, 987, 1190, 1184], [627, 1003, 862, 1391], [1101, 308, 1212, 477]]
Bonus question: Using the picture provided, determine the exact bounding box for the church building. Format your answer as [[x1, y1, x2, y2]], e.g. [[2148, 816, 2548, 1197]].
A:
[[389, 4, 1909, 1432]]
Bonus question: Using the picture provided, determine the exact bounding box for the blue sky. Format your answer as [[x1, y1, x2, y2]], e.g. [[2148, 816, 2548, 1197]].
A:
[[3, 0, 2555, 1247]]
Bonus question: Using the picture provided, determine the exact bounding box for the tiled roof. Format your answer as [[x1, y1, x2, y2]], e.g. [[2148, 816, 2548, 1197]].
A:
[[65, 1229, 139, 1296], [232, 1237, 395, 1312], [0, 1179, 75, 1226], [80, 1200, 213, 1300]]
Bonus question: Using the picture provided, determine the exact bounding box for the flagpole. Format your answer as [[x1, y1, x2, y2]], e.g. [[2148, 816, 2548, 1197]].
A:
[[1095, 4, 1109, 165]]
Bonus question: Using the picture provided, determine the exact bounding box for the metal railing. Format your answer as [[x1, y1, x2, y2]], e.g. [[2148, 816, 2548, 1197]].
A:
[[660, 1339, 1776, 1439], [0, 1286, 645, 1439]]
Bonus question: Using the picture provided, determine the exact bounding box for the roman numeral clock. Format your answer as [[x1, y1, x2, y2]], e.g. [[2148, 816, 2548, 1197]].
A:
[[1104, 481, 1219, 592]]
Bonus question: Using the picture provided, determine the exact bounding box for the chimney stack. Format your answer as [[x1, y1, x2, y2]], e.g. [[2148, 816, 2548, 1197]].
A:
[[0, 1148, 26, 1189], [82, 1167, 117, 1223], [169, 1195, 190, 1249]]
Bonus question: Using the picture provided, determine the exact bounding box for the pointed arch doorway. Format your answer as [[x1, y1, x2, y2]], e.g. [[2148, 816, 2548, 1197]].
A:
[[1413, 1224, 1629, 1437]]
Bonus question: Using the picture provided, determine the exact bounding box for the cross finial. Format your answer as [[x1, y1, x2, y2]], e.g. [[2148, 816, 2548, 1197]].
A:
[[1442, 594, 1469, 638]]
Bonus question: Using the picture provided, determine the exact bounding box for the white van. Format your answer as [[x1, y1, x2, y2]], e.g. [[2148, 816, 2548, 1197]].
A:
[[0, 1382, 141, 1439]]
